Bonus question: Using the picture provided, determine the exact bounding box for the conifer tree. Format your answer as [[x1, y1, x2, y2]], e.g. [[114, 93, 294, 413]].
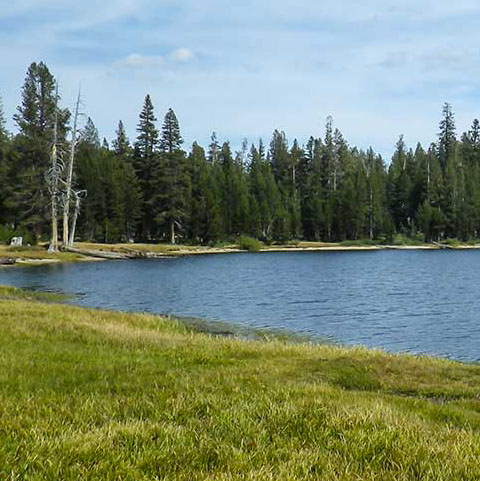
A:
[[81, 117, 100, 148], [0, 93, 6, 139], [187, 142, 209, 241], [0, 93, 11, 226], [160, 108, 183, 153], [111, 120, 141, 240], [133, 95, 159, 239], [153, 109, 188, 243], [438, 103, 456, 172], [387, 135, 412, 233], [208, 132, 220, 164], [135, 95, 158, 159], [300, 136, 324, 239], [12, 62, 69, 239], [112, 120, 130, 157], [248, 141, 280, 239]]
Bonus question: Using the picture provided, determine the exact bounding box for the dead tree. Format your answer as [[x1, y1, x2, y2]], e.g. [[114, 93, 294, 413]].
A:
[[68, 189, 87, 246], [63, 89, 81, 247], [46, 84, 64, 253]]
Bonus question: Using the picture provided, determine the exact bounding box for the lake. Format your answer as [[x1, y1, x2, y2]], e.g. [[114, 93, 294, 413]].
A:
[[1, 250, 479, 362]]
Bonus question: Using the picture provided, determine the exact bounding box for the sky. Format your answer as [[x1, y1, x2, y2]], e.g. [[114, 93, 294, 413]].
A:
[[1, 0, 480, 159]]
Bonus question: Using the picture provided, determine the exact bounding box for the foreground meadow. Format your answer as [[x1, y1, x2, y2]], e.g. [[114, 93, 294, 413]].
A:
[[1, 286, 480, 480]]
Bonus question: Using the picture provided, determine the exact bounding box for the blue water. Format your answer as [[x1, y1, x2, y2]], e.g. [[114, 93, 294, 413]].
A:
[[1, 250, 480, 362]]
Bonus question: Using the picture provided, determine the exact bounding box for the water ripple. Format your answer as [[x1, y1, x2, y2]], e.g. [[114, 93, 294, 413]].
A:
[[1, 250, 480, 362]]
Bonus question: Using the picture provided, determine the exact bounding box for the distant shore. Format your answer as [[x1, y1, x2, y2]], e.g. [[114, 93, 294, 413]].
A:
[[2, 240, 480, 266]]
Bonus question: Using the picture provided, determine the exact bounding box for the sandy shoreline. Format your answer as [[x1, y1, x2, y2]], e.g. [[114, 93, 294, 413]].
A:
[[2, 241, 480, 266]]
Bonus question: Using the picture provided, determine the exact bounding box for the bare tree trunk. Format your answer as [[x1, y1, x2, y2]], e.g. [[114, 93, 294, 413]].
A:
[[170, 220, 175, 244], [427, 156, 430, 203], [63, 89, 81, 247], [68, 193, 81, 246], [369, 187, 373, 241], [48, 84, 59, 253]]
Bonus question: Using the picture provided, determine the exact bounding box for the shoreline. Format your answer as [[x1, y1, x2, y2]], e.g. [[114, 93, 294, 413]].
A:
[[2, 241, 480, 266], [0, 282, 476, 365]]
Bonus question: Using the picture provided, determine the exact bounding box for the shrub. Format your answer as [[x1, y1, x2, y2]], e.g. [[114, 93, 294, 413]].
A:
[[236, 236, 263, 252], [0, 225, 15, 245], [443, 238, 460, 247], [0, 226, 37, 246]]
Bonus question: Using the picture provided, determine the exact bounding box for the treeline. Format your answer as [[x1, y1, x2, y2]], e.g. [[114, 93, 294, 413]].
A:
[[1, 61, 480, 245]]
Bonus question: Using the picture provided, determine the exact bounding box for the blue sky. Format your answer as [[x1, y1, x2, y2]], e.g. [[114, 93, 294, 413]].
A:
[[1, 0, 480, 159]]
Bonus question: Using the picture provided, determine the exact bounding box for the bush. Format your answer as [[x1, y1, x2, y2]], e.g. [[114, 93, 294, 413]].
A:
[[0, 225, 15, 245], [443, 238, 460, 247], [390, 233, 424, 246], [236, 236, 263, 252], [0, 226, 38, 246]]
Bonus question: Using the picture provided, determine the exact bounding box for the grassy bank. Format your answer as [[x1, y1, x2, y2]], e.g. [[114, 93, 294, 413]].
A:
[[3, 238, 480, 267], [0, 245, 89, 264], [1, 288, 480, 479]]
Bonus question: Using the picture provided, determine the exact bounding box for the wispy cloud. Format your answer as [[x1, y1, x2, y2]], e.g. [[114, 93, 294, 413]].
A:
[[1, 0, 480, 159], [114, 53, 165, 69], [170, 48, 194, 62]]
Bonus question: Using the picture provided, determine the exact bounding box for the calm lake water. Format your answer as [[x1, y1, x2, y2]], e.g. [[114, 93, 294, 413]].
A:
[[1, 250, 480, 362]]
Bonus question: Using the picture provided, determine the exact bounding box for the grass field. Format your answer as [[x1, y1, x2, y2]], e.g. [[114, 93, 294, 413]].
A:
[[0, 245, 86, 263], [1, 286, 480, 480]]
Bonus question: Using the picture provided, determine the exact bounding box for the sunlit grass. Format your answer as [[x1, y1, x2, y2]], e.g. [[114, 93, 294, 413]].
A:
[[1, 287, 480, 479], [0, 285, 69, 302], [0, 244, 85, 263]]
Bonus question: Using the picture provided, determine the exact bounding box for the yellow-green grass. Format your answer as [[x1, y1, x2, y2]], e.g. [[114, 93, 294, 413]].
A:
[[76, 241, 347, 253], [76, 242, 207, 253], [1, 287, 480, 479], [0, 245, 86, 263]]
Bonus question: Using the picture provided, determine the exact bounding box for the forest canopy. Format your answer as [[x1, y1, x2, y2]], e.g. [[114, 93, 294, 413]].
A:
[[1, 61, 479, 246]]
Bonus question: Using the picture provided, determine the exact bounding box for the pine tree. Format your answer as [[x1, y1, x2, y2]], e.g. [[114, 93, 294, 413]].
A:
[[116, 157, 142, 241], [364, 148, 387, 240], [112, 120, 130, 157], [81, 117, 100, 148], [134, 95, 158, 158], [11, 62, 69, 240], [112, 120, 140, 240], [0, 93, 11, 226], [152, 109, 188, 243], [160, 108, 183, 153], [248, 141, 280, 240], [301, 136, 325, 240], [387, 135, 412, 233], [208, 132, 220, 164], [0, 93, 6, 140], [133, 95, 159, 239], [187, 142, 208, 241], [438, 103, 456, 172]]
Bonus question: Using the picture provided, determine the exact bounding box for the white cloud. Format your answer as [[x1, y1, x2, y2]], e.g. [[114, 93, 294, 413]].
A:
[[114, 53, 164, 68], [170, 48, 194, 62], [2, 0, 480, 160]]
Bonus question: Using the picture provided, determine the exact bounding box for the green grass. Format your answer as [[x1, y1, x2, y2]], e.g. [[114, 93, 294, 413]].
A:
[[0, 285, 70, 302], [2, 287, 480, 479], [0, 244, 85, 263], [236, 236, 263, 252], [339, 239, 379, 247], [389, 234, 427, 246]]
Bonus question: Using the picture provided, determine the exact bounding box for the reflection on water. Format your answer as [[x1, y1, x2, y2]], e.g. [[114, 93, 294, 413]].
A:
[[1, 250, 480, 362]]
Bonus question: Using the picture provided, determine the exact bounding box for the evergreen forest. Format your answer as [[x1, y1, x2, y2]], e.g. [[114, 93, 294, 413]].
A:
[[1, 61, 480, 246]]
